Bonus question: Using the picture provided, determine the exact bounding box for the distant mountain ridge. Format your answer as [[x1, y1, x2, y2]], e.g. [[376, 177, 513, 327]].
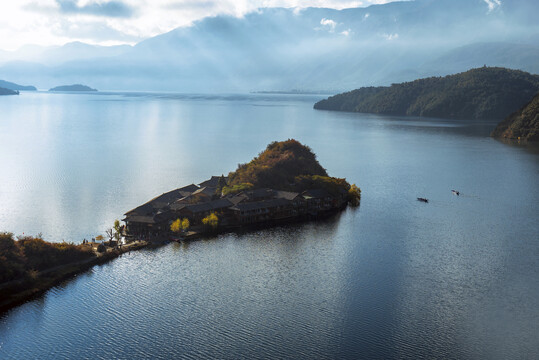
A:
[[0, 0, 538, 91], [0, 80, 36, 91], [313, 67, 539, 120], [491, 92, 539, 141]]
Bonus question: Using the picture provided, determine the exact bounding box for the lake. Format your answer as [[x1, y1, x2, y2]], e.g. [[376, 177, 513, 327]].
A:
[[0, 91, 538, 359]]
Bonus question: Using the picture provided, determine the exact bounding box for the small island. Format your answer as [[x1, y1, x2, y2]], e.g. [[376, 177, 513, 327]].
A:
[[49, 84, 97, 92], [0, 140, 360, 313], [124, 139, 360, 238], [491, 92, 539, 142], [0, 87, 19, 95], [314, 67, 539, 121]]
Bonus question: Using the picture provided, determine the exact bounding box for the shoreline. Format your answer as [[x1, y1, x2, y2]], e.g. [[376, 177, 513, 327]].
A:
[[0, 208, 349, 314], [0, 241, 149, 314]]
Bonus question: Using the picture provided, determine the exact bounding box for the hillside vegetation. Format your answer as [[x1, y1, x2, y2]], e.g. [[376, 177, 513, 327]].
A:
[[225, 139, 357, 199], [0, 87, 18, 95], [0, 233, 95, 283], [491, 92, 539, 141], [314, 67, 539, 120]]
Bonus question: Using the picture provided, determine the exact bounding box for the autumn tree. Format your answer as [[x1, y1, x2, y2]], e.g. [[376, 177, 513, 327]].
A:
[[171, 218, 190, 234], [114, 220, 122, 246], [171, 219, 181, 233], [202, 213, 219, 230], [181, 218, 190, 231], [348, 184, 361, 207]]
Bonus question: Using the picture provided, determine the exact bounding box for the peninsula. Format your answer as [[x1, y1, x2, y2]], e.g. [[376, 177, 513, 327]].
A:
[[0, 87, 19, 95], [0, 232, 147, 312], [124, 139, 360, 238], [491, 92, 539, 142], [49, 84, 97, 92], [1, 140, 360, 312], [314, 67, 539, 121]]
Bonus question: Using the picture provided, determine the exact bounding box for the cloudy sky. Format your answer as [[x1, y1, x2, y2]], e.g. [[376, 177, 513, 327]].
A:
[[0, 0, 397, 51]]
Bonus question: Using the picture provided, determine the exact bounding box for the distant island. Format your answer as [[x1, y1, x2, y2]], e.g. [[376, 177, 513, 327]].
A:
[[491, 92, 539, 142], [0, 87, 19, 95], [49, 84, 97, 92], [314, 67, 539, 121], [124, 139, 360, 238], [0, 80, 36, 91]]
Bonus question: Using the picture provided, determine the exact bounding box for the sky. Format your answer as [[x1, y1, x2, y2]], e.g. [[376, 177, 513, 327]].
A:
[[0, 0, 398, 51]]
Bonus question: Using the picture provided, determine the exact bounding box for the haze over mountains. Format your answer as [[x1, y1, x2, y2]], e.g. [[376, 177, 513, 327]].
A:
[[0, 0, 538, 92]]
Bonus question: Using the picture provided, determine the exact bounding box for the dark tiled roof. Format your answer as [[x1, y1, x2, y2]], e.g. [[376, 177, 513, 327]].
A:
[[302, 189, 331, 199], [124, 215, 156, 224], [125, 185, 200, 215], [183, 199, 234, 214], [199, 176, 227, 188], [227, 194, 248, 205], [170, 203, 188, 211], [230, 198, 290, 212], [192, 186, 216, 197], [238, 188, 275, 200], [274, 190, 300, 200], [179, 184, 199, 193]]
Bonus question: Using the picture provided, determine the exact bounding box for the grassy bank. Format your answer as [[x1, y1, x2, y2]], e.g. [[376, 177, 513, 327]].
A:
[[0, 233, 148, 313]]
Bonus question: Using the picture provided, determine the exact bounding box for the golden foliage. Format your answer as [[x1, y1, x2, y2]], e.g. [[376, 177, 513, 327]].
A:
[[202, 213, 219, 228]]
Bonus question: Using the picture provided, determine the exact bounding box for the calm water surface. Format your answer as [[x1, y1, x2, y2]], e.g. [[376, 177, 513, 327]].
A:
[[0, 92, 538, 359]]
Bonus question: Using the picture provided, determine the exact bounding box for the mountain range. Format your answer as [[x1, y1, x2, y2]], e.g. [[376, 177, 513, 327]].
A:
[[0, 0, 538, 92]]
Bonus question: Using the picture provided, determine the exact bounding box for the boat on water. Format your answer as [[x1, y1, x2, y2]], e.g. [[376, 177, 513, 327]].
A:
[[451, 190, 460, 196], [417, 197, 429, 203]]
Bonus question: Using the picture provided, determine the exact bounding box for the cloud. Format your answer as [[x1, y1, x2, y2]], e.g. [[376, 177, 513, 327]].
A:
[[340, 29, 351, 36], [0, 0, 399, 50], [56, 0, 135, 18], [320, 18, 337, 32], [483, 0, 501, 12]]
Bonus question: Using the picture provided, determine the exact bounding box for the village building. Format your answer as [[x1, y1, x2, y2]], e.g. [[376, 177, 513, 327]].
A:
[[123, 176, 348, 237]]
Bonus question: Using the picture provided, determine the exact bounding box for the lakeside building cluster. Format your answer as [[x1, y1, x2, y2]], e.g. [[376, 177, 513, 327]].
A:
[[123, 176, 348, 237]]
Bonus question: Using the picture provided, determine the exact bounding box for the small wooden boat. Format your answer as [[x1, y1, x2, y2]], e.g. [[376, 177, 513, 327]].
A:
[[417, 197, 429, 203]]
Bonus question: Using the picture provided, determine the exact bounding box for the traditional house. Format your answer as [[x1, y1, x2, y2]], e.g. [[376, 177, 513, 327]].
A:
[[123, 184, 199, 235], [229, 198, 293, 224], [172, 198, 235, 225]]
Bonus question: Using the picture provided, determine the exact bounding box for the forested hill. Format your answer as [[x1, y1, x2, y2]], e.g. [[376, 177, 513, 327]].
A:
[[0, 87, 18, 95], [226, 139, 328, 190], [491, 92, 539, 141], [224, 139, 357, 201], [314, 67, 539, 120]]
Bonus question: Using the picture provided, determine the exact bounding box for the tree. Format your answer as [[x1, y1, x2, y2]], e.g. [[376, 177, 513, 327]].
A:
[[181, 218, 190, 231], [105, 228, 114, 246], [202, 213, 219, 230], [114, 220, 121, 247], [348, 184, 361, 207], [216, 174, 227, 196], [170, 218, 182, 233], [171, 218, 190, 234]]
